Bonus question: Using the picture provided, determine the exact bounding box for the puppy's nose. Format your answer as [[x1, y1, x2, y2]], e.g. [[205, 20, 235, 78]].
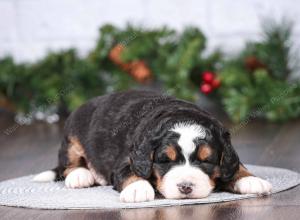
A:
[[177, 182, 193, 194]]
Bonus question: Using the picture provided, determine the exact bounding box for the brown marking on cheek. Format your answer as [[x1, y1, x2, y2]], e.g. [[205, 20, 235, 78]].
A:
[[209, 167, 221, 188], [63, 136, 86, 177], [209, 179, 216, 187], [198, 144, 212, 161], [165, 145, 177, 161], [211, 166, 221, 180], [122, 175, 143, 190], [153, 168, 163, 193]]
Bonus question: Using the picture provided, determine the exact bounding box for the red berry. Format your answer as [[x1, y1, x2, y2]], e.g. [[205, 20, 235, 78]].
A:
[[202, 71, 215, 83], [211, 78, 221, 88], [200, 83, 213, 94]]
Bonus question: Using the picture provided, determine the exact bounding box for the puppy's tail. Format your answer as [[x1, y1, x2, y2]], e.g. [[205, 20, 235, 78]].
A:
[[32, 167, 64, 182]]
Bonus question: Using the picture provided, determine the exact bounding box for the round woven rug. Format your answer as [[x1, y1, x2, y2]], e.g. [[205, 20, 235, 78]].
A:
[[0, 165, 299, 210]]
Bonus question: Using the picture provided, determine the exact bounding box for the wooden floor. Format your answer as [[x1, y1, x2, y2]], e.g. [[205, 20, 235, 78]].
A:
[[1, 109, 300, 220]]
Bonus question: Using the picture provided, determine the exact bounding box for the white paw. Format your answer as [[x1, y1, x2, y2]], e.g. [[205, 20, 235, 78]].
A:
[[234, 176, 272, 194], [65, 168, 95, 188], [120, 180, 155, 203], [33, 170, 56, 182]]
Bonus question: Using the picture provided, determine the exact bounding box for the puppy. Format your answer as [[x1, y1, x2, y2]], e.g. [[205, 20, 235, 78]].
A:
[[34, 90, 272, 202]]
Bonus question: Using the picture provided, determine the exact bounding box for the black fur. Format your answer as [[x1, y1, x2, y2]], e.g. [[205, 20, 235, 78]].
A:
[[54, 90, 240, 192]]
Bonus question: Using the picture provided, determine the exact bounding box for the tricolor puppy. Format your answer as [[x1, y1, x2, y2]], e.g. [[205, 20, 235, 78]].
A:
[[34, 90, 272, 202]]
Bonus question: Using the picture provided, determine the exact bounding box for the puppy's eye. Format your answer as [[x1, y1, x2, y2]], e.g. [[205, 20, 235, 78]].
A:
[[155, 145, 177, 163], [157, 154, 171, 163]]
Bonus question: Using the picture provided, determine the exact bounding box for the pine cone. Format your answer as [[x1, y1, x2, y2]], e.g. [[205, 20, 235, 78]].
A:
[[245, 56, 267, 72], [109, 44, 152, 83], [129, 61, 152, 83], [109, 44, 125, 66]]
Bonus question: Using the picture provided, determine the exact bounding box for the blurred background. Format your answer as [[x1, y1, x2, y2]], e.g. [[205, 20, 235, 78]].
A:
[[1, 0, 300, 124], [1, 2, 300, 219], [0, 0, 300, 178]]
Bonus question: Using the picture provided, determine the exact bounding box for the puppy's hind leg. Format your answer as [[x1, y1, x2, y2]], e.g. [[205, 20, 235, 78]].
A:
[[33, 169, 57, 182], [62, 136, 97, 188]]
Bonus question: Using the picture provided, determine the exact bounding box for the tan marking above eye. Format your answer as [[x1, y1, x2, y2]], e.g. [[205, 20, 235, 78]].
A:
[[198, 144, 212, 161], [165, 145, 177, 161]]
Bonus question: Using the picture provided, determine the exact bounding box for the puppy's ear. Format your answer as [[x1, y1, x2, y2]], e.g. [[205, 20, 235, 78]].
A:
[[129, 138, 157, 179], [218, 129, 240, 183]]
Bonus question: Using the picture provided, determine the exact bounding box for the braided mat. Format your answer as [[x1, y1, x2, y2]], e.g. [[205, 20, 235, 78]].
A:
[[0, 165, 299, 210]]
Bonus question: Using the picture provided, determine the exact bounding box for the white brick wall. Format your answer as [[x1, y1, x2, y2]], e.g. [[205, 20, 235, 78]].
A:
[[0, 0, 300, 62]]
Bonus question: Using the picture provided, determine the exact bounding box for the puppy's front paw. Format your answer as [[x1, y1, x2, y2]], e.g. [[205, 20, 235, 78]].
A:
[[65, 167, 95, 188], [120, 180, 155, 203], [234, 176, 272, 194]]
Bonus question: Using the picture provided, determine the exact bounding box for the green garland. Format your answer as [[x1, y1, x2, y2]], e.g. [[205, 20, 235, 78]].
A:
[[217, 19, 300, 122], [89, 24, 220, 100], [0, 20, 299, 123], [0, 50, 103, 114], [0, 25, 220, 114]]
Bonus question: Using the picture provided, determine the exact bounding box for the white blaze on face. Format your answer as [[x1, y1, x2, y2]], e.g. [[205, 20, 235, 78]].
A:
[[171, 123, 206, 163], [159, 123, 214, 199]]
